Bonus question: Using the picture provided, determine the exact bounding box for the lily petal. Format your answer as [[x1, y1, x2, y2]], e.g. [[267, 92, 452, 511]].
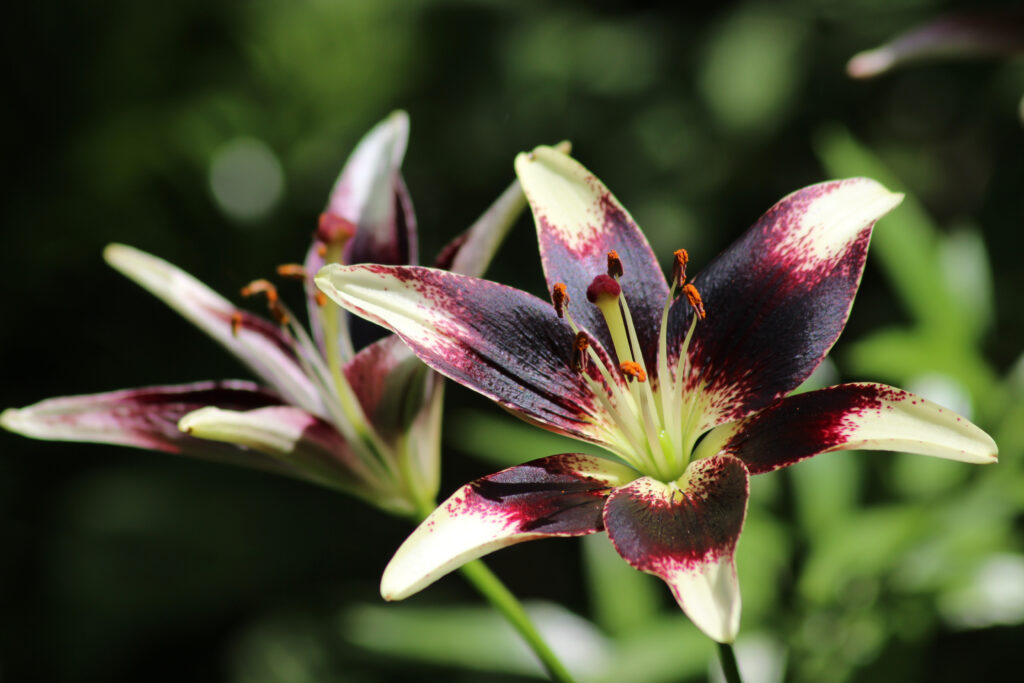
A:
[[670, 178, 904, 430], [380, 454, 637, 600], [696, 383, 998, 474], [178, 404, 411, 512], [344, 334, 444, 503], [603, 456, 749, 643], [848, 10, 1024, 79], [516, 146, 669, 371], [104, 244, 324, 415], [304, 111, 417, 356], [315, 264, 627, 449], [0, 381, 291, 473]]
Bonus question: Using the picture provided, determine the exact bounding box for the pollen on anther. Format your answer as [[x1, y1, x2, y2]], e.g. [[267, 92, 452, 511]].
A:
[[683, 283, 706, 319], [276, 263, 307, 280], [672, 249, 689, 288], [620, 361, 647, 382], [316, 243, 328, 257], [552, 282, 570, 318], [315, 291, 328, 307], [607, 250, 624, 278], [571, 331, 590, 373], [241, 279, 279, 304], [586, 274, 621, 303], [230, 312, 243, 337]]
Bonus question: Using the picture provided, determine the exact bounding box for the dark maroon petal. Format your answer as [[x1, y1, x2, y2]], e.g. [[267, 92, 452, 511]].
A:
[[316, 264, 626, 449], [380, 454, 637, 599], [702, 383, 998, 474], [1, 381, 292, 473], [667, 178, 902, 429], [603, 456, 749, 642], [515, 147, 669, 373]]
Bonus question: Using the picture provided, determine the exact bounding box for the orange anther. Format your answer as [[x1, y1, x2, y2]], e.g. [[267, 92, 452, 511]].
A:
[[316, 243, 328, 257], [552, 282, 570, 318], [620, 361, 647, 382], [315, 291, 327, 307], [571, 331, 590, 373], [276, 263, 307, 279], [683, 283, 705, 319], [672, 249, 689, 288], [607, 250, 624, 278], [230, 312, 243, 337], [241, 279, 279, 304]]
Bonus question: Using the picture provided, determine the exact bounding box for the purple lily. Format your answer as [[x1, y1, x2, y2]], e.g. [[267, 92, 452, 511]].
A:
[[315, 146, 998, 642], [1, 112, 526, 516]]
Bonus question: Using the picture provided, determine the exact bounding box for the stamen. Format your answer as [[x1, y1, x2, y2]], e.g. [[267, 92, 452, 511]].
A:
[[317, 213, 356, 245], [607, 250, 624, 278], [571, 331, 590, 373], [620, 361, 647, 382], [683, 283, 706, 319], [672, 249, 689, 289], [552, 282, 570, 318], [276, 263, 307, 280], [315, 291, 328, 307], [241, 279, 289, 325], [241, 279, 279, 304], [586, 274, 621, 303], [230, 312, 243, 337], [316, 243, 328, 257]]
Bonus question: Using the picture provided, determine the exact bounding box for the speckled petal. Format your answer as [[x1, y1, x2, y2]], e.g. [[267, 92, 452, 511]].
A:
[[104, 244, 324, 415], [316, 264, 626, 448], [0, 381, 291, 473], [516, 146, 669, 373], [668, 178, 904, 431], [380, 454, 637, 600], [695, 383, 998, 474], [603, 456, 749, 643]]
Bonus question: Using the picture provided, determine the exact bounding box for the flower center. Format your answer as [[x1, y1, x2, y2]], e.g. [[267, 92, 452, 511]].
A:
[[551, 249, 706, 482]]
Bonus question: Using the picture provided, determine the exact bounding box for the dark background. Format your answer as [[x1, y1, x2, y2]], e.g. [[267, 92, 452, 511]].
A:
[[2, 1, 1022, 681]]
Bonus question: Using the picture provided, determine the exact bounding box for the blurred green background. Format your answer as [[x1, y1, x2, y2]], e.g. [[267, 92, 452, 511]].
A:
[[2, 1, 1022, 681]]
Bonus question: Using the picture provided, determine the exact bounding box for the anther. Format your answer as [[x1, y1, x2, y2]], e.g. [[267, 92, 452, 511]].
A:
[[586, 274, 621, 303], [672, 249, 689, 288], [276, 263, 307, 280], [571, 331, 590, 373], [620, 361, 647, 383], [683, 283, 706, 319], [230, 312, 243, 337], [316, 243, 328, 257], [241, 279, 279, 304], [317, 213, 357, 245], [315, 291, 328, 307], [552, 282, 570, 318], [607, 251, 624, 278]]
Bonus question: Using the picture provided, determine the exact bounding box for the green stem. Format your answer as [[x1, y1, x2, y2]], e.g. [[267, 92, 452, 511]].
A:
[[717, 642, 743, 683], [411, 501, 575, 682], [457, 560, 576, 683]]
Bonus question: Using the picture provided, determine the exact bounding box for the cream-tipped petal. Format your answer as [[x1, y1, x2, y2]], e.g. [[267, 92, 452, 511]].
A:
[[668, 178, 904, 431], [515, 146, 668, 371], [701, 382, 998, 474], [380, 454, 636, 600], [603, 457, 749, 643]]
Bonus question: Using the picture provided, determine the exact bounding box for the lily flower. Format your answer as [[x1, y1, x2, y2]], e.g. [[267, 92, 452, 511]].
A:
[[315, 146, 998, 642], [1, 111, 526, 517]]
